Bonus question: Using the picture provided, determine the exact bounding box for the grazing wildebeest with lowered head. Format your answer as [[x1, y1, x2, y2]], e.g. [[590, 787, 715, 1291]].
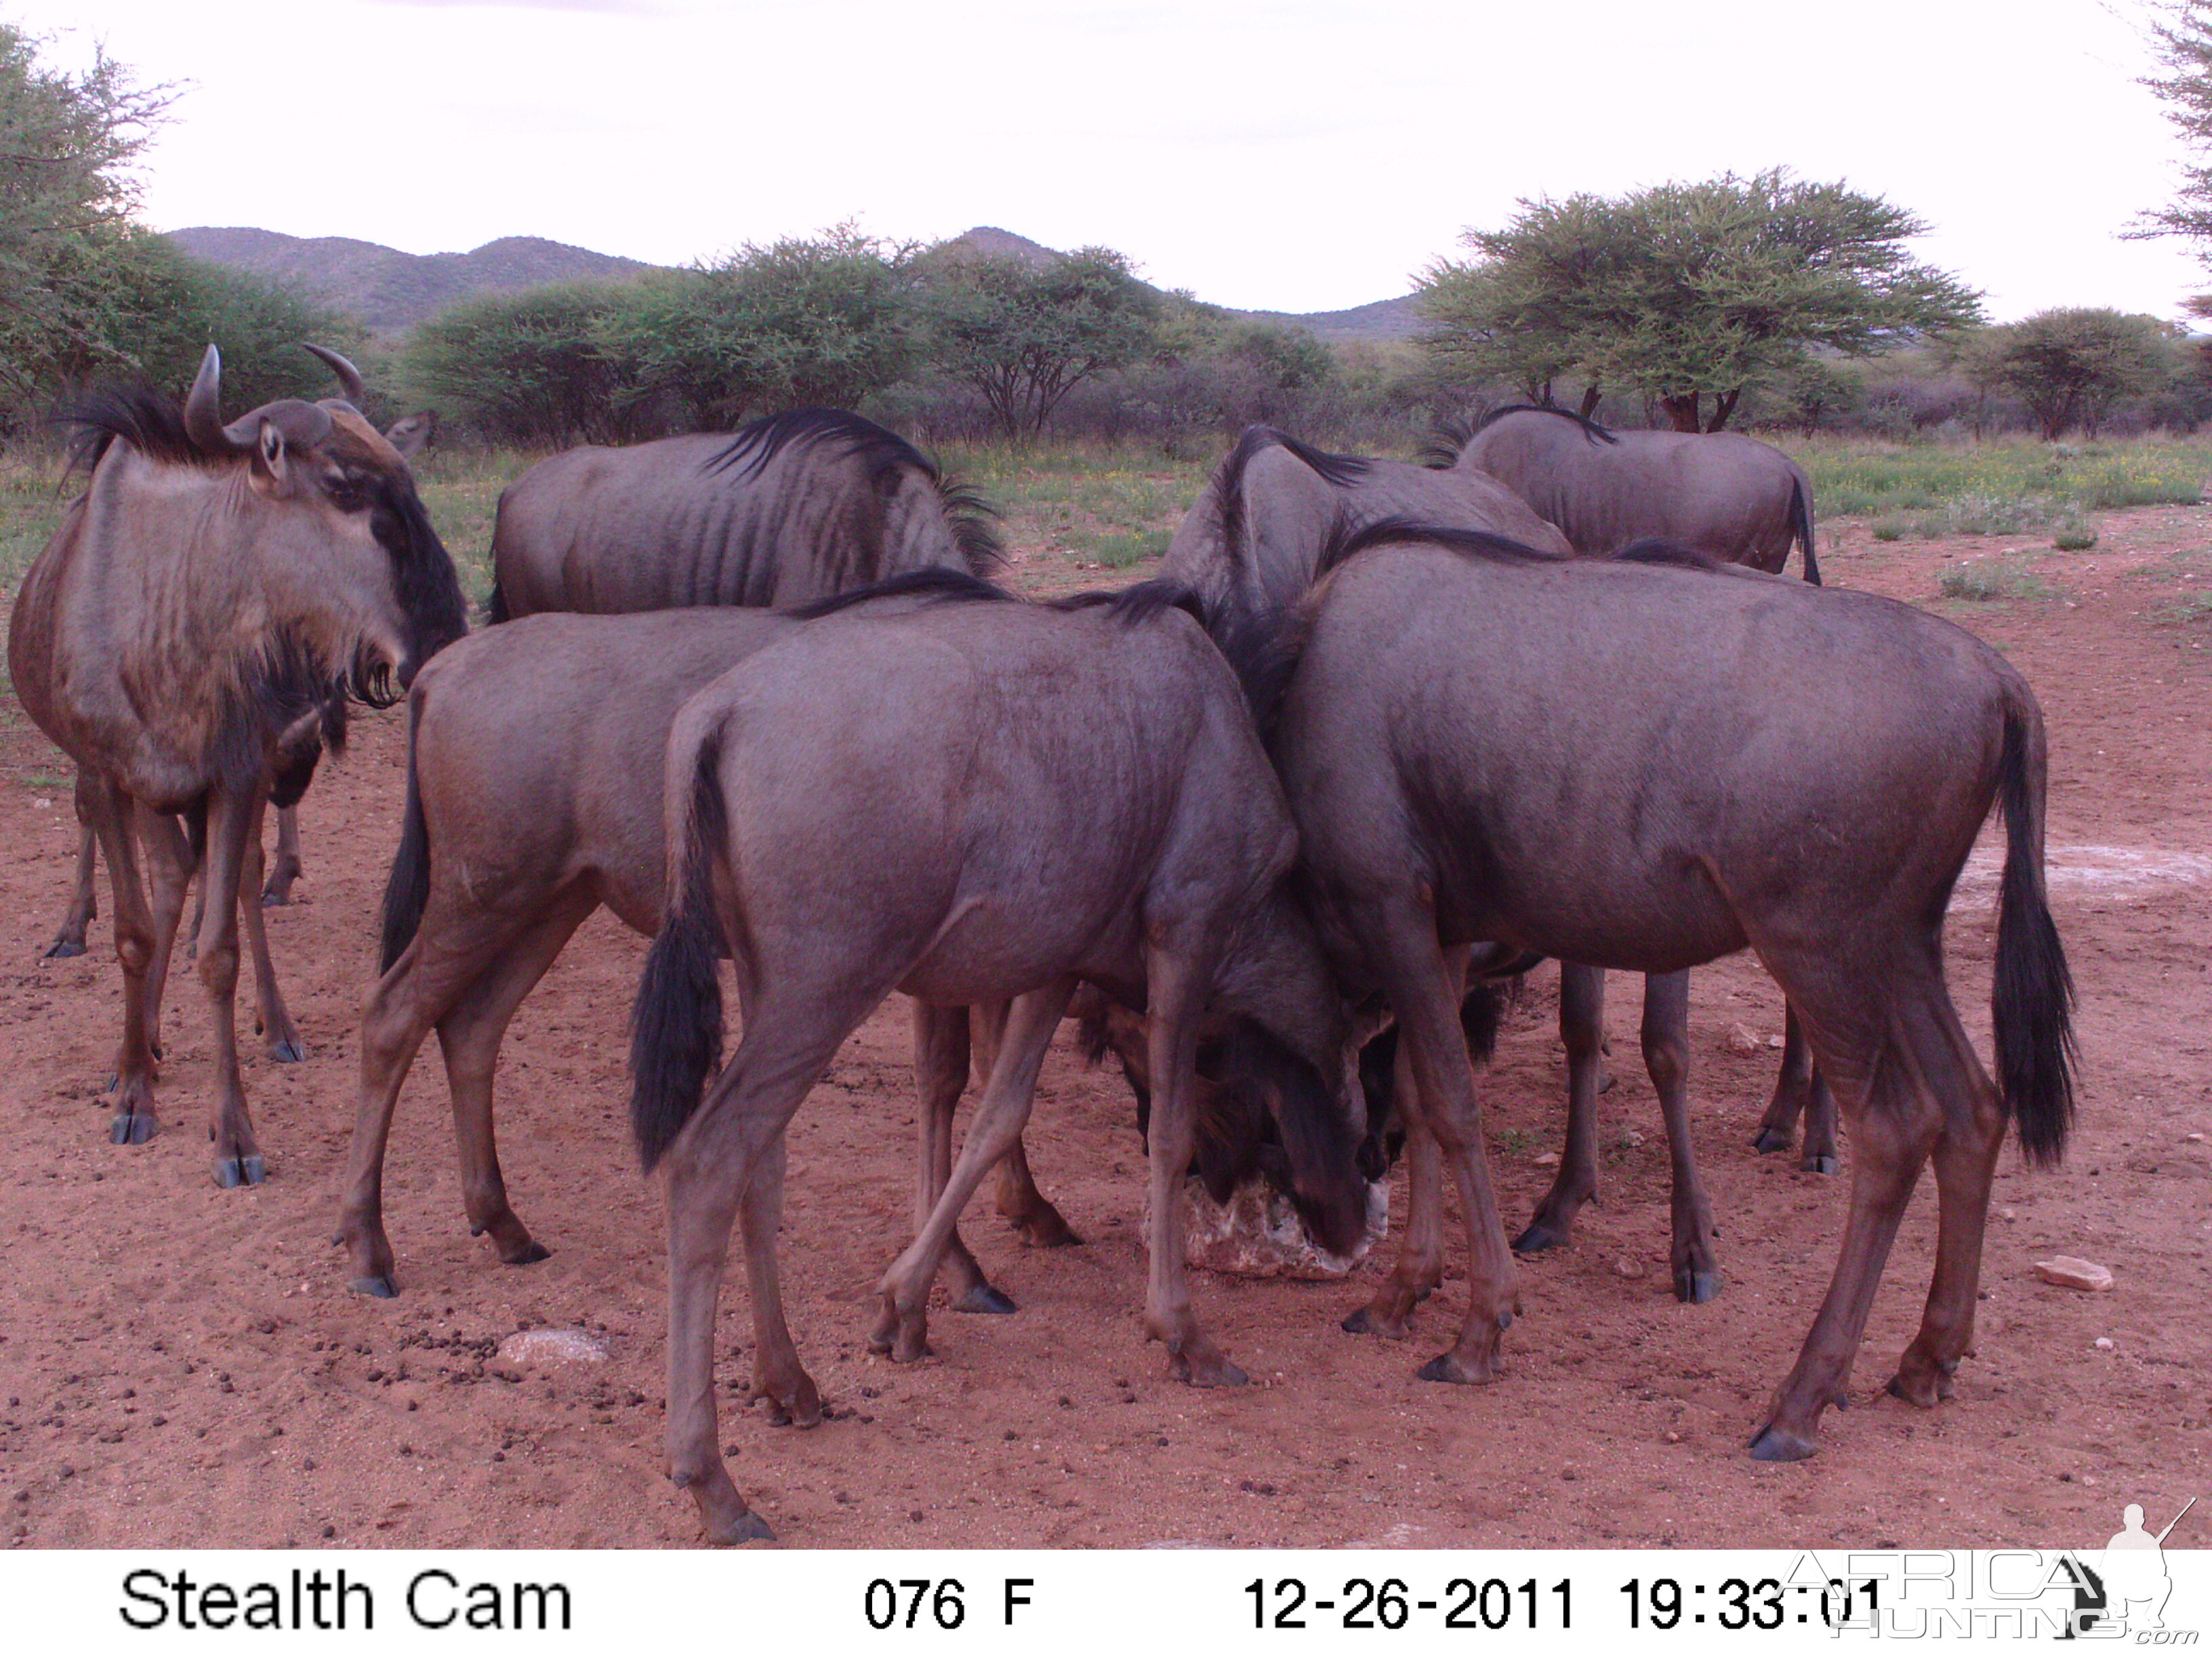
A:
[[1256, 520, 2072, 1460], [486, 407, 1000, 620], [628, 577, 1366, 1543], [9, 344, 467, 1182]]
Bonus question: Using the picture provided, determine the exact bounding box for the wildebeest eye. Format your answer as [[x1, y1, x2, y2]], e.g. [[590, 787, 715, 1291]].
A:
[[324, 474, 371, 513]]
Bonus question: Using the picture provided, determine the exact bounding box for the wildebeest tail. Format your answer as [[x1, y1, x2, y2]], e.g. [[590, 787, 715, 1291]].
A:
[[484, 577, 510, 626], [1224, 1018, 1367, 1256], [1992, 698, 2075, 1166], [629, 725, 729, 1172], [377, 694, 430, 975], [1791, 475, 1822, 586]]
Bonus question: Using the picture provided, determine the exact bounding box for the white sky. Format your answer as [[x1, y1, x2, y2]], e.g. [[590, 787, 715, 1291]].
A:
[[17, 0, 2212, 323]]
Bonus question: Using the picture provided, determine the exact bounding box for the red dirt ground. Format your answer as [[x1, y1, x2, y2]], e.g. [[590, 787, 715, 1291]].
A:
[[1, 513, 2206, 1551]]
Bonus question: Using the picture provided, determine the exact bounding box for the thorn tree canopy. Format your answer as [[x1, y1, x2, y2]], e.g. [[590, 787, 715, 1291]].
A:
[[1418, 168, 1984, 432]]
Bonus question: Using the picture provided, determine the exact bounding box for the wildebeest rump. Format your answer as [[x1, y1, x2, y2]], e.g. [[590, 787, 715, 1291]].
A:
[[1264, 523, 2072, 1460], [628, 581, 1364, 1542], [9, 344, 466, 1183], [486, 408, 999, 620]]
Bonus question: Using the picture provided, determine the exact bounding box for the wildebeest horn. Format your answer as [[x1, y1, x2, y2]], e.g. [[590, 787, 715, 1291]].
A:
[[302, 343, 366, 403], [183, 344, 247, 454]]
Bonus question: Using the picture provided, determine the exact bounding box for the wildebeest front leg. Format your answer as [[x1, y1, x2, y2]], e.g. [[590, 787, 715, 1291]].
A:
[[1641, 971, 1721, 1303], [238, 793, 306, 1063], [1515, 962, 1606, 1254], [874, 982, 1075, 1361], [193, 785, 268, 1187], [909, 1000, 1017, 1315], [1754, 1004, 1839, 1174], [260, 804, 304, 906], [973, 999, 1081, 1247], [134, 806, 192, 1072], [1139, 956, 1247, 1387], [1344, 1040, 1442, 1338]]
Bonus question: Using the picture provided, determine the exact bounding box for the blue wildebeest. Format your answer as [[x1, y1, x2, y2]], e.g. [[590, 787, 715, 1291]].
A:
[[9, 344, 466, 1184], [628, 578, 1367, 1543], [40, 395, 438, 956], [1446, 405, 1838, 1280], [1256, 519, 2072, 1460]]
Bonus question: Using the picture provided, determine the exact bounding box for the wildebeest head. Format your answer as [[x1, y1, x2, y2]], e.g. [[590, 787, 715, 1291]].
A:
[[177, 342, 467, 704]]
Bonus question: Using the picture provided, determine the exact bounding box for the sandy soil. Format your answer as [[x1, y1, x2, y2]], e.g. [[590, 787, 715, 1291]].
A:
[[1, 512, 2206, 1551]]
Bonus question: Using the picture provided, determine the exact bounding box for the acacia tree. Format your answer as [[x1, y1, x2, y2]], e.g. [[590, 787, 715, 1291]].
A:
[[919, 245, 1158, 439], [1948, 310, 2176, 440], [1419, 169, 1982, 432], [2137, 1, 2212, 260]]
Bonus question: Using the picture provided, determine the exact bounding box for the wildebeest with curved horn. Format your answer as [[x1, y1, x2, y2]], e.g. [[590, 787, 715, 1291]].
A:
[[486, 407, 1000, 620], [9, 344, 467, 1183], [1258, 519, 2073, 1460], [628, 577, 1365, 1543]]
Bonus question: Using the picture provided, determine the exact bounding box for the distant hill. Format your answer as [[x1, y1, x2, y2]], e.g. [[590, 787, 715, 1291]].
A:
[[168, 224, 1418, 344], [167, 228, 659, 334]]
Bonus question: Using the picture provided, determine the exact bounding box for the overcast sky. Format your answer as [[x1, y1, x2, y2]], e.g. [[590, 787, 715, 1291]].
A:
[[19, 0, 2212, 322]]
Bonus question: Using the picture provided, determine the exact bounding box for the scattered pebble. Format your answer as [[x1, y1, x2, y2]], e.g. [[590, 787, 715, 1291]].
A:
[[2035, 1256, 2114, 1292], [1533, 1151, 1561, 1168], [1613, 1258, 1645, 1279], [2093, 1337, 2116, 1351], [1722, 1023, 1765, 1057]]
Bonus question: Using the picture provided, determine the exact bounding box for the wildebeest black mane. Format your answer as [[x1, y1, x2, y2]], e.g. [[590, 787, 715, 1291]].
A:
[[1462, 403, 1620, 447], [1212, 425, 1370, 573], [1047, 577, 1207, 629], [706, 407, 1005, 576], [783, 567, 1013, 619], [62, 385, 225, 478]]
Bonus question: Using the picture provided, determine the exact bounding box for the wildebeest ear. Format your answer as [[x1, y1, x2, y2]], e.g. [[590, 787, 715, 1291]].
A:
[[247, 419, 293, 498], [384, 410, 435, 460]]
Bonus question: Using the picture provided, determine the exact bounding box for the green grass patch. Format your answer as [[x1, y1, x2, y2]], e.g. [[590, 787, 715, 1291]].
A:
[[1938, 560, 2063, 602], [1785, 435, 2209, 537]]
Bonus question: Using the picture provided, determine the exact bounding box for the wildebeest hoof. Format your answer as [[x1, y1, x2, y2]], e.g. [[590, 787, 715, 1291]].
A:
[[1803, 1153, 1839, 1176], [1340, 1296, 1414, 1339], [504, 1241, 553, 1267], [1750, 1125, 1794, 1155], [351, 1274, 399, 1299], [1675, 1269, 1724, 1305], [213, 1152, 267, 1188], [1511, 1219, 1570, 1254], [1417, 1348, 1502, 1385], [1886, 1351, 1957, 1408], [1168, 1340, 1247, 1388], [110, 1109, 157, 1145], [756, 1376, 824, 1429], [703, 1509, 776, 1547], [954, 1282, 1018, 1315], [43, 936, 86, 960], [259, 888, 291, 909], [1012, 1209, 1082, 1248], [1747, 1422, 1820, 1461], [267, 1037, 308, 1064]]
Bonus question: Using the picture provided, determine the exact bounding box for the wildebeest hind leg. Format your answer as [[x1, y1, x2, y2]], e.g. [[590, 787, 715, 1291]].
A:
[[1643, 971, 1721, 1303], [435, 896, 595, 1268], [1885, 998, 2004, 1410], [1749, 962, 1943, 1458], [238, 795, 306, 1063], [1755, 1004, 1839, 1173], [908, 1000, 1015, 1315], [1516, 962, 1606, 1253], [875, 981, 1076, 1360], [663, 1002, 869, 1542], [45, 794, 96, 958], [134, 806, 192, 1073], [88, 781, 160, 1145], [1345, 1042, 1443, 1337], [973, 999, 1081, 1248], [260, 804, 303, 906]]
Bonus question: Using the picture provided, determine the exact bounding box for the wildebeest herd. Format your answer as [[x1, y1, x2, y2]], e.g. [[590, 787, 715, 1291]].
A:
[[7, 345, 2076, 1546]]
